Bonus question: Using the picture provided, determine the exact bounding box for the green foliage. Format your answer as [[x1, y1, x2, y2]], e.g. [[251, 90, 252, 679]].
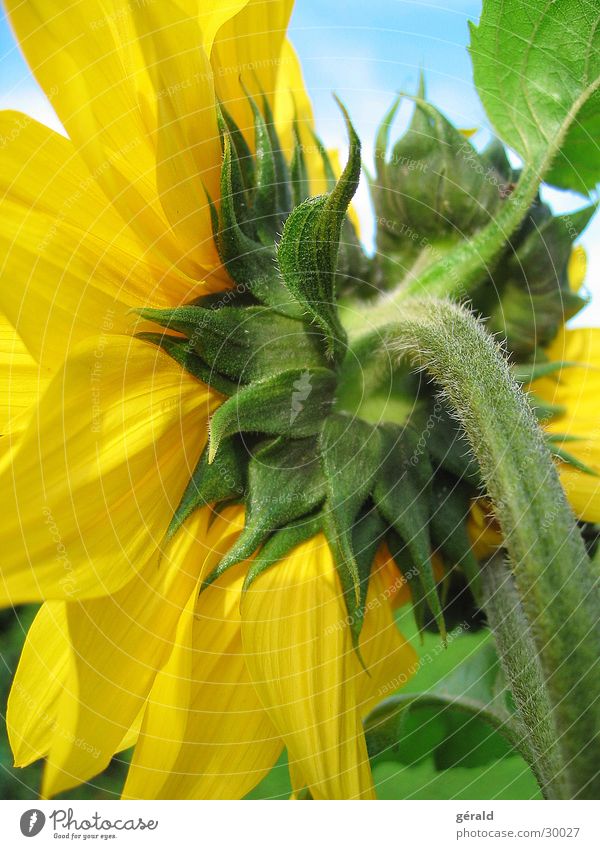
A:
[[277, 102, 360, 361], [470, 0, 600, 195]]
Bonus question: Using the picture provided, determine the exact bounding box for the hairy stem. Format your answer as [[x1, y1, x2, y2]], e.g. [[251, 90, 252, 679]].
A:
[[480, 556, 566, 798], [360, 297, 599, 798]]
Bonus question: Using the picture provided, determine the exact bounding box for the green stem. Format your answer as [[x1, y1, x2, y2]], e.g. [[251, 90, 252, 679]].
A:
[[356, 297, 599, 799], [480, 556, 566, 799]]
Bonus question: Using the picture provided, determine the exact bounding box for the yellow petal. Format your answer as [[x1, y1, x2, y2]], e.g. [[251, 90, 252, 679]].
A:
[[212, 0, 294, 138], [40, 507, 219, 797], [568, 246, 587, 292], [241, 533, 375, 800], [0, 311, 49, 436], [200, 0, 251, 56], [124, 508, 282, 800], [4, 1, 189, 266], [0, 336, 218, 605], [131, 2, 221, 264], [0, 113, 205, 369], [354, 562, 418, 715], [533, 327, 600, 521], [7, 602, 69, 767]]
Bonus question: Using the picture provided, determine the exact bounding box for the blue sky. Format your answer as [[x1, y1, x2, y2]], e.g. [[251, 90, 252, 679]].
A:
[[0, 1, 597, 323]]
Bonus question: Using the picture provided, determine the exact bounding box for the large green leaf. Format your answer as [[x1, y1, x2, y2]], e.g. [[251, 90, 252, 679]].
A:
[[470, 0, 600, 194]]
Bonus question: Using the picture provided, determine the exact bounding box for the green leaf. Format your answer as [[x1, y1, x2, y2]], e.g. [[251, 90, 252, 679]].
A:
[[365, 640, 527, 769], [208, 367, 336, 462], [320, 414, 382, 641], [137, 305, 326, 383], [165, 439, 247, 541], [203, 437, 326, 588], [277, 101, 360, 360], [470, 0, 600, 195], [373, 425, 446, 638]]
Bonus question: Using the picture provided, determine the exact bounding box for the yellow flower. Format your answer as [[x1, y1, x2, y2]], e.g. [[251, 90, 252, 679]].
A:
[[530, 325, 600, 523], [1, 0, 416, 800]]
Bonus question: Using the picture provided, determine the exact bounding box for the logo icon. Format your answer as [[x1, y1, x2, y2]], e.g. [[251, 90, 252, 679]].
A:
[[20, 810, 46, 837], [290, 371, 312, 423]]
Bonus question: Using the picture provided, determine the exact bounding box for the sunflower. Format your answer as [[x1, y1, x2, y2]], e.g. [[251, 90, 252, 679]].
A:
[[0, 0, 419, 800], [2, 0, 598, 805]]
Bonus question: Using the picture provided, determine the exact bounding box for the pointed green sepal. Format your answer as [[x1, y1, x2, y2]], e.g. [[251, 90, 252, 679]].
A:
[[208, 367, 336, 462], [512, 360, 578, 384], [319, 413, 382, 638], [429, 471, 480, 596], [373, 424, 446, 639], [277, 102, 361, 360], [202, 437, 326, 589], [290, 120, 311, 207], [165, 438, 247, 541], [137, 305, 327, 383], [135, 332, 237, 396], [242, 512, 324, 592]]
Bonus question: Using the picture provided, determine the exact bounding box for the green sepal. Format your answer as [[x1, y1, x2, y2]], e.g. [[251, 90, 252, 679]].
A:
[[351, 504, 388, 627], [135, 332, 238, 396], [218, 116, 254, 238], [429, 471, 480, 595], [244, 88, 280, 243], [486, 205, 594, 355], [387, 529, 427, 637], [261, 93, 293, 221], [549, 443, 599, 477], [309, 127, 338, 191], [371, 94, 503, 284], [208, 367, 337, 462], [137, 305, 327, 383], [373, 424, 446, 639], [202, 438, 326, 589], [290, 121, 311, 207], [425, 406, 482, 485], [242, 512, 323, 592], [165, 438, 247, 541], [528, 395, 567, 422], [217, 135, 299, 315], [320, 414, 383, 640], [277, 101, 360, 360], [512, 360, 577, 384], [218, 101, 255, 196]]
